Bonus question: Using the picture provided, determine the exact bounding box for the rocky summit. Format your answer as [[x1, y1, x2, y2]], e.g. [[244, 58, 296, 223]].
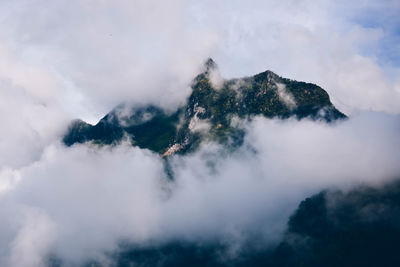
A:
[[63, 59, 346, 155]]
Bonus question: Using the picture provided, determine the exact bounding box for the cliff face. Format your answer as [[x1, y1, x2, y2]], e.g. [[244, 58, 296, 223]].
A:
[[63, 59, 346, 154]]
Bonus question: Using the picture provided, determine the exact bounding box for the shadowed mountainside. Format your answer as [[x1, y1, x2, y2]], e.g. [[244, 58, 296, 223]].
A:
[[272, 180, 400, 267], [58, 180, 400, 267]]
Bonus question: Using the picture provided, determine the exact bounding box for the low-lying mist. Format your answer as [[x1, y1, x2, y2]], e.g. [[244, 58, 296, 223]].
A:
[[0, 111, 399, 266]]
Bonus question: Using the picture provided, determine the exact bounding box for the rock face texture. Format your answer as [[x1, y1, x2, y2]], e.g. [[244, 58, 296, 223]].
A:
[[63, 59, 346, 154]]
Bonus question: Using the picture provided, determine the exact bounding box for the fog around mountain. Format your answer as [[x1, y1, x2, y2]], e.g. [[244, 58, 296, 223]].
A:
[[0, 0, 399, 266], [0, 110, 399, 266]]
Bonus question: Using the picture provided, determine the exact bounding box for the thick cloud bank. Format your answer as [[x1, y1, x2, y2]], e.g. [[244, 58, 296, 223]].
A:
[[0, 112, 399, 266], [0, 0, 399, 266]]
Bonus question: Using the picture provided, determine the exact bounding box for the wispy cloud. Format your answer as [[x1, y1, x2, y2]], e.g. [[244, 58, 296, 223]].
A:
[[0, 0, 399, 265]]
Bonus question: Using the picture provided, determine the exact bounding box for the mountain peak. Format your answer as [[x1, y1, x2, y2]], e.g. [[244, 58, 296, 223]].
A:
[[204, 57, 217, 71], [63, 60, 346, 155]]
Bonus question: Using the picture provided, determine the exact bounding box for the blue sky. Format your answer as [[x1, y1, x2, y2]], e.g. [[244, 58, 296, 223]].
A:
[[350, 1, 400, 67]]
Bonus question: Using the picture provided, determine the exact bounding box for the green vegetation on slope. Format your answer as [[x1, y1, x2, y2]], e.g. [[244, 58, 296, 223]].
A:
[[63, 58, 346, 154]]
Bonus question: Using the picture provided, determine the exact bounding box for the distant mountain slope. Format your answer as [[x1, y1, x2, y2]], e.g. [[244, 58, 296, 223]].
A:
[[270, 180, 400, 267], [77, 180, 400, 267], [63, 59, 346, 154]]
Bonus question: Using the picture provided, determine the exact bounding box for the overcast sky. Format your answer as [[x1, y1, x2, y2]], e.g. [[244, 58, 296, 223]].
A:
[[0, 1, 399, 266]]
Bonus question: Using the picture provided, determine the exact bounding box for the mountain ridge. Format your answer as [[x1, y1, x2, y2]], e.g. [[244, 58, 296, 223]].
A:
[[63, 59, 346, 155]]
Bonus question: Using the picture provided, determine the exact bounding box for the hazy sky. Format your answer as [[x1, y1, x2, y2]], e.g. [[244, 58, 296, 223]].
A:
[[0, 0, 399, 122], [0, 1, 399, 266]]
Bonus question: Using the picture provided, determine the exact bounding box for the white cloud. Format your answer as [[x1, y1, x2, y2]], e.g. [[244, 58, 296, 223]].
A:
[[0, 143, 165, 265], [0, 0, 399, 119], [0, 0, 220, 121], [0, 112, 398, 265], [192, 0, 400, 114], [0, 0, 399, 265], [9, 208, 56, 267]]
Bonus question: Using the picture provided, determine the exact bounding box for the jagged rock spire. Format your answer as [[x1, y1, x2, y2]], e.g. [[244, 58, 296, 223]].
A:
[[204, 57, 217, 71]]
